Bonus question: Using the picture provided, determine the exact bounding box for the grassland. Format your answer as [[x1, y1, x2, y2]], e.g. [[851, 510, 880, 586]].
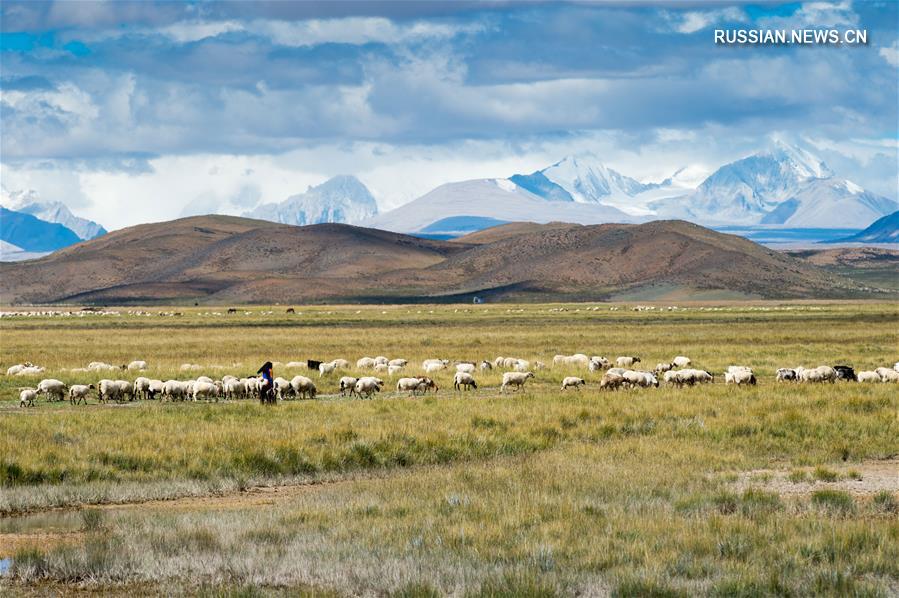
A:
[[0, 302, 897, 596]]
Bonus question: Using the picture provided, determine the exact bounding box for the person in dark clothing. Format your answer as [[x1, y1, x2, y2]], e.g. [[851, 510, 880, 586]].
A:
[[257, 361, 275, 404]]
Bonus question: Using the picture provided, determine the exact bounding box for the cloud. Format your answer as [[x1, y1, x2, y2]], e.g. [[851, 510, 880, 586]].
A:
[[880, 41, 899, 67], [668, 7, 745, 34]]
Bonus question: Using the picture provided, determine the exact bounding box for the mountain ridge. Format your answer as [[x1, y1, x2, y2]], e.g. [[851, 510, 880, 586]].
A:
[[0, 214, 874, 305]]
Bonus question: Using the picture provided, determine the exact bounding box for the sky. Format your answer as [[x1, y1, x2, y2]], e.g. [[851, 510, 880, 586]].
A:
[[0, 0, 897, 230]]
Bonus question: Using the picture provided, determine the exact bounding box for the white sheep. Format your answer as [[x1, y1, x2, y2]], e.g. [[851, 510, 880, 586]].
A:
[[513, 359, 530, 372], [501, 371, 534, 392], [7, 363, 44, 376], [133, 377, 152, 400], [374, 356, 389, 366], [876, 367, 899, 383], [285, 361, 306, 368], [161, 379, 188, 401], [453, 372, 477, 391], [424, 362, 446, 374], [725, 369, 756, 385], [480, 360, 493, 371], [599, 372, 625, 390], [616, 356, 641, 368], [456, 363, 476, 374], [89, 361, 122, 371], [356, 357, 376, 369], [396, 377, 437, 395], [387, 364, 405, 376], [19, 388, 37, 407], [799, 366, 836, 383], [196, 375, 214, 384], [354, 376, 383, 398], [148, 379, 165, 399], [37, 379, 67, 402], [672, 356, 691, 367], [857, 371, 881, 383], [223, 378, 246, 400], [273, 377, 292, 400], [561, 376, 585, 390], [373, 363, 389, 373], [290, 375, 317, 399], [319, 361, 338, 377], [193, 381, 220, 402], [331, 359, 350, 369], [339, 376, 358, 397], [68, 384, 94, 404], [654, 362, 673, 374], [127, 360, 148, 370], [388, 358, 408, 367]]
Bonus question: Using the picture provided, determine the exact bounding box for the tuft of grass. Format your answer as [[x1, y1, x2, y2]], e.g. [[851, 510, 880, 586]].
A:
[[811, 490, 856, 515], [871, 491, 898, 515], [812, 466, 839, 482]]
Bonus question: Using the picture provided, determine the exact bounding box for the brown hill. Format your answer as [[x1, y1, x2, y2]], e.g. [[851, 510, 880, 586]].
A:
[[0, 216, 876, 304]]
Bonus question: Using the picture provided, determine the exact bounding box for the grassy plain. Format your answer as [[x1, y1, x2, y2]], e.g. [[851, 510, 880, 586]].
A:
[[0, 302, 897, 596]]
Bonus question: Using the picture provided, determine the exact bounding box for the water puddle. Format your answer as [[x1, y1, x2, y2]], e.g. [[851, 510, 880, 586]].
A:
[[0, 557, 11, 576]]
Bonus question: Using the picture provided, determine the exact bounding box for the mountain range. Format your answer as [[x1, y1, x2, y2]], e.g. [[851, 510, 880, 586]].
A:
[[244, 175, 377, 226], [0, 215, 877, 305], [826, 210, 898, 244], [1, 186, 107, 260], [1, 143, 895, 263], [365, 142, 896, 234]]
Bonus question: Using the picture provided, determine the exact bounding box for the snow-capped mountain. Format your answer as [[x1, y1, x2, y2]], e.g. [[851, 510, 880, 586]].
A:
[[650, 143, 895, 228], [1, 185, 106, 240], [245, 175, 378, 226], [16, 201, 107, 240], [362, 178, 638, 234], [0, 206, 82, 254], [510, 153, 653, 204]]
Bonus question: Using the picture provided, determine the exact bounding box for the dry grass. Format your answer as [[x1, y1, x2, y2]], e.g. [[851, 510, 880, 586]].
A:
[[0, 301, 897, 595]]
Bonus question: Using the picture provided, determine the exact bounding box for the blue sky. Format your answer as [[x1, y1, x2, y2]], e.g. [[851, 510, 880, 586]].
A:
[[0, 0, 896, 229]]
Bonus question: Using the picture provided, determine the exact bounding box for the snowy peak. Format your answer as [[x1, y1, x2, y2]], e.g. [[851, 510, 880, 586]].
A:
[[246, 175, 378, 226], [17, 201, 107, 240], [539, 153, 652, 202]]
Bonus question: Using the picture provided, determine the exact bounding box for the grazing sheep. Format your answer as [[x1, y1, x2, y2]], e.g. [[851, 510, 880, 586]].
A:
[[290, 375, 317, 400], [319, 361, 338, 377], [561, 376, 585, 390], [180, 363, 202, 372], [357, 357, 376, 369], [147, 379, 164, 400], [332, 359, 350, 369], [627, 371, 659, 388], [373, 363, 389, 373], [501, 371, 534, 392], [616, 356, 641, 368], [799, 366, 837, 383], [374, 356, 389, 366], [857, 371, 881, 383], [397, 377, 426, 394], [133, 377, 152, 400], [69, 383, 93, 404], [387, 364, 405, 376], [388, 358, 408, 367], [19, 388, 37, 407], [339, 376, 359, 397], [725, 370, 756, 385], [127, 360, 148, 371], [555, 354, 590, 368], [513, 359, 531, 372], [599, 372, 625, 390], [424, 362, 446, 374], [456, 363, 476, 374], [196, 375, 214, 385], [273, 377, 292, 400], [37, 379, 67, 402], [354, 376, 383, 398], [776, 368, 797, 382], [672, 356, 691, 368], [419, 377, 439, 393], [89, 361, 122, 371], [876, 367, 899, 383], [453, 372, 477, 391], [7, 363, 44, 376], [223, 378, 246, 400], [480, 360, 493, 371], [654, 362, 673, 374], [193, 381, 220, 402], [894, 362, 899, 373], [161, 379, 188, 402]]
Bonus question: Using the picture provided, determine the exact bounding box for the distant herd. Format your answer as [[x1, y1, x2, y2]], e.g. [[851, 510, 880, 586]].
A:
[[7, 354, 899, 408]]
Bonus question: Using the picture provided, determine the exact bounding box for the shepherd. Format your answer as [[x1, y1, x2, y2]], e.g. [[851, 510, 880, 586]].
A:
[[257, 361, 276, 404]]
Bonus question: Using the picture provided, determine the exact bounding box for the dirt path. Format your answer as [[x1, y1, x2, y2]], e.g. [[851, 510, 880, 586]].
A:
[[730, 459, 899, 497]]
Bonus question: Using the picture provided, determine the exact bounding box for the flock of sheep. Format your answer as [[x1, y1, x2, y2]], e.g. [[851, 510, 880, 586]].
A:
[[9, 352, 899, 408]]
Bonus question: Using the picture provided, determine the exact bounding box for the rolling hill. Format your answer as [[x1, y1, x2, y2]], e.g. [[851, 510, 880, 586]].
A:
[[826, 210, 899, 243], [0, 215, 875, 305]]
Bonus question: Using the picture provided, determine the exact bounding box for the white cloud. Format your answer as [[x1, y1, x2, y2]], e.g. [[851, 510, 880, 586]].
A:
[[668, 7, 744, 34], [880, 41, 899, 67]]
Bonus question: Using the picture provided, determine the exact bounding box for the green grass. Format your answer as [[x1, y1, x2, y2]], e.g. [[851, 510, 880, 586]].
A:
[[0, 301, 897, 595]]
